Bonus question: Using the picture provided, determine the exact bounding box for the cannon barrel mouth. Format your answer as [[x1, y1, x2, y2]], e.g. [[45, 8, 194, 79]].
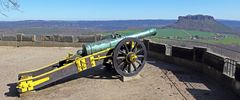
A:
[[148, 28, 157, 36], [77, 49, 83, 56], [152, 31, 157, 36], [126, 28, 157, 39]]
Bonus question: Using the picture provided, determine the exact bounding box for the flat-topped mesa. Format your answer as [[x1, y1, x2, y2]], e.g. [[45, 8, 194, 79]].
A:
[[167, 14, 235, 34], [178, 15, 215, 21]]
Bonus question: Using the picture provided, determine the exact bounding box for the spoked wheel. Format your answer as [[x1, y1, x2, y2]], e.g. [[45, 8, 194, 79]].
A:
[[113, 38, 147, 77]]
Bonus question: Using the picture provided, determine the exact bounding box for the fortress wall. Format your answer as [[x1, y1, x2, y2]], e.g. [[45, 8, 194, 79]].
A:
[[203, 51, 225, 72], [76, 35, 94, 42], [59, 35, 74, 42], [52, 35, 61, 42], [35, 35, 43, 41], [235, 63, 240, 81], [76, 35, 101, 42], [148, 42, 166, 54], [2, 35, 16, 41], [0, 34, 102, 44], [22, 34, 36, 42], [0, 34, 102, 47], [0, 41, 82, 47], [16, 34, 22, 42], [0, 34, 3, 40], [145, 39, 240, 96], [193, 46, 207, 63], [40, 35, 55, 41], [95, 34, 102, 41], [172, 46, 194, 60]]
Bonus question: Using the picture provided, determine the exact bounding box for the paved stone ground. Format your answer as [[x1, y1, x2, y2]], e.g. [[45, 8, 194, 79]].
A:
[[0, 47, 238, 100]]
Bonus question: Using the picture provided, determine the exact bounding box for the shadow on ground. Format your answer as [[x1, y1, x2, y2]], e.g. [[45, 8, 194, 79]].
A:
[[4, 64, 121, 98], [147, 57, 239, 100], [79, 65, 121, 80], [34, 65, 121, 91]]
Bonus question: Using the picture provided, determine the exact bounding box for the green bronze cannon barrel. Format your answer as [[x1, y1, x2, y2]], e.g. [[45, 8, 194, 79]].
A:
[[78, 28, 157, 56]]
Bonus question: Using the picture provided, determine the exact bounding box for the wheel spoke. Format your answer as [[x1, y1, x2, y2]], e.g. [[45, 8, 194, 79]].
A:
[[123, 63, 128, 71], [127, 64, 131, 73], [123, 44, 129, 53], [136, 48, 143, 54], [119, 50, 127, 56], [118, 60, 125, 66], [137, 55, 144, 58], [117, 56, 125, 60], [132, 62, 137, 71], [117, 57, 125, 65], [136, 60, 142, 65], [132, 42, 138, 52]]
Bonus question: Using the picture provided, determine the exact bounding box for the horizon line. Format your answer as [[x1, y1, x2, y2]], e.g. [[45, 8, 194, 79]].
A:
[[0, 18, 240, 22]]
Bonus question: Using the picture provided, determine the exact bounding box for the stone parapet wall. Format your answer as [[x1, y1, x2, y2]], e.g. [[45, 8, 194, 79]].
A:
[[0, 34, 103, 47], [2, 35, 16, 41], [0, 34, 102, 43], [145, 39, 240, 96]]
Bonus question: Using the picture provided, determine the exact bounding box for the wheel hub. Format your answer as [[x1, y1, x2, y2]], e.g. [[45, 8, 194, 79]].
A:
[[127, 52, 138, 63]]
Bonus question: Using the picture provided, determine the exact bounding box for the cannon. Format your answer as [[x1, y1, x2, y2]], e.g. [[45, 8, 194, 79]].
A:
[[16, 29, 157, 93]]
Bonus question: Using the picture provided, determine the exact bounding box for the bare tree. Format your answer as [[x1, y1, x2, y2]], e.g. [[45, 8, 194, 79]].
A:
[[0, 0, 19, 16]]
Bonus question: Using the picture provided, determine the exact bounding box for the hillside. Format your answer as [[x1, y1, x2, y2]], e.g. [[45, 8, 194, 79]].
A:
[[219, 20, 240, 32], [167, 15, 237, 34], [112, 28, 240, 46], [0, 18, 240, 35], [0, 20, 175, 35]]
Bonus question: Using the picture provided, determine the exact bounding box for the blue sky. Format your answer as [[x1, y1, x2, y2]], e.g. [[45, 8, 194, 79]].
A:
[[0, 0, 239, 21]]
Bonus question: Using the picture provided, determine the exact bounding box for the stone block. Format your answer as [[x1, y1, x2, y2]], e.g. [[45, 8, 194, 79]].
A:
[[41, 35, 54, 41], [235, 62, 240, 81], [203, 51, 225, 72], [22, 34, 35, 42], [16, 34, 23, 41], [0, 34, 2, 40], [194, 46, 207, 63], [2, 35, 16, 41], [172, 46, 194, 60], [149, 42, 166, 54], [77, 35, 96, 42], [60, 35, 74, 42], [120, 74, 142, 82]]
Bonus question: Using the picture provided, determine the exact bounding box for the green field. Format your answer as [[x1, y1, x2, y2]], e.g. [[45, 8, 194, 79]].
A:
[[155, 28, 216, 39], [105, 28, 240, 46], [113, 28, 216, 39], [205, 35, 240, 45]]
